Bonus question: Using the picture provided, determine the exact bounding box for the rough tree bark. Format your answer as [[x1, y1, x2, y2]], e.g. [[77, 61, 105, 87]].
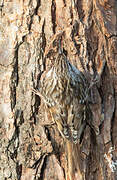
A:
[[0, 0, 117, 180]]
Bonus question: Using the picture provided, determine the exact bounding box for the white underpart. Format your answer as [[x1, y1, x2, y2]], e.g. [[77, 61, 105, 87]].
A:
[[46, 68, 53, 78]]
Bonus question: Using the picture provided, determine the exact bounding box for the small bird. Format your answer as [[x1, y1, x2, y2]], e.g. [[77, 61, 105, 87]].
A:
[[32, 34, 91, 180], [33, 35, 90, 144]]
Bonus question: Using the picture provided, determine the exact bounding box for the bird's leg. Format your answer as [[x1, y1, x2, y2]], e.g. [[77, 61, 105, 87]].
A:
[[31, 88, 44, 99], [32, 88, 56, 126], [31, 88, 50, 106]]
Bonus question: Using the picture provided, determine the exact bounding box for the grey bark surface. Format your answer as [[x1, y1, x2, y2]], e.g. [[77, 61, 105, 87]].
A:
[[0, 0, 117, 180]]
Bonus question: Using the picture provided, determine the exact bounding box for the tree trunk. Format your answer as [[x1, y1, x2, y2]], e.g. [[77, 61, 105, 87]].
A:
[[0, 0, 117, 180]]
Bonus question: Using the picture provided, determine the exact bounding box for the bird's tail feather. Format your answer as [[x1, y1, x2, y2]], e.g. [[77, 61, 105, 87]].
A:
[[65, 141, 83, 180]]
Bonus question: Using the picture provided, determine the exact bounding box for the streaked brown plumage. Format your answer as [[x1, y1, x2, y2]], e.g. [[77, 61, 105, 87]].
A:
[[39, 51, 89, 144], [33, 35, 91, 180]]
